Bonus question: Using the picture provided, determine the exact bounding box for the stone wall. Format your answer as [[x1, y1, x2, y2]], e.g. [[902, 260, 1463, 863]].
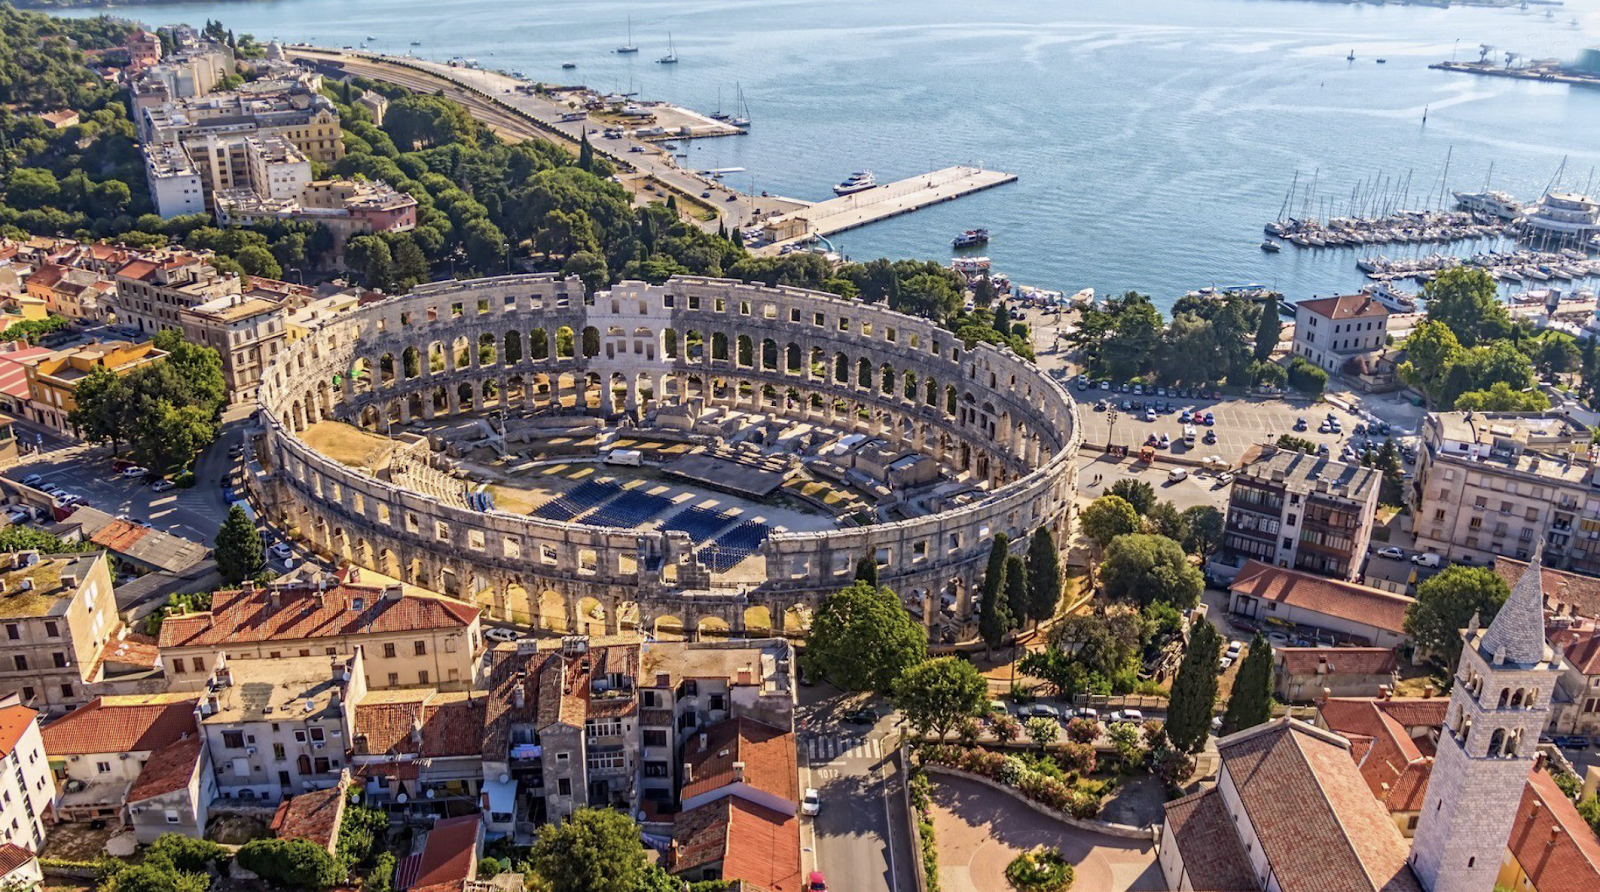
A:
[[252, 275, 1079, 638]]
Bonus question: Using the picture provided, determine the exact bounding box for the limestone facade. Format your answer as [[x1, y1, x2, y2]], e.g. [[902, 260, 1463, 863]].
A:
[[252, 275, 1080, 638]]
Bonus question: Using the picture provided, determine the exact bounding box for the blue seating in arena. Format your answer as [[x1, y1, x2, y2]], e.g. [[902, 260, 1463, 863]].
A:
[[660, 506, 734, 543], [582, 490, 674, 528], [696, 521, 772, 572], [533, 480, 621, 521]]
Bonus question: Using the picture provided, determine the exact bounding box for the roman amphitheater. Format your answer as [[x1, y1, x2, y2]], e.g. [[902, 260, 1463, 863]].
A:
[[252, 274, 1080, 642]]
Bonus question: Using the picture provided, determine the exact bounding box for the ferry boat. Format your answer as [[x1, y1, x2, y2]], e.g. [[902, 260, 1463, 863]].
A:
[[1453, 189, 1523, 221], [833, 170, 877, 196], [1260, 239, 1282, 253], [953, 229, 990, 248]]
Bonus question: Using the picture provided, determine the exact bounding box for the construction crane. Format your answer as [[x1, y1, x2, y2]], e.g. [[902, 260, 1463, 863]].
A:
[[1478, 43, 1494, 64], [1504, 51, 1521, 69]]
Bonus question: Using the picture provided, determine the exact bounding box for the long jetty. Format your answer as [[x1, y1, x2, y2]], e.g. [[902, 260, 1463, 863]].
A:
[[756, 166, 1018, 255], [1430, 60, 1600, 90]]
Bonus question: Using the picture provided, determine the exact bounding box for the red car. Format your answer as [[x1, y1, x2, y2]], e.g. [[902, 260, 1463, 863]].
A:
[[809, 872, 828, 892]]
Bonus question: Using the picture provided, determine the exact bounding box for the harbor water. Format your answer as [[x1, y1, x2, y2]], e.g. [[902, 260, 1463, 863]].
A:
[[58, 0, 1600, 311]]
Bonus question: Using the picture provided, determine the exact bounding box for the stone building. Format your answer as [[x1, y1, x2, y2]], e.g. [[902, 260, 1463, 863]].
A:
[[251, 275, 1079, 643], [1409, 553, 1565, 892], [1227, 562, 1415, 648], [0, 693, 52, 855], [1291, 292, 1391, 376], [158, 577, 483, 693], [21, 341, 169, 437], [0, 551, 119, 715], [109, 249, 240, 335], [180, 292, 291, 405], [1410, 411, 1598, 571], [1274, 646, 1400, 701]]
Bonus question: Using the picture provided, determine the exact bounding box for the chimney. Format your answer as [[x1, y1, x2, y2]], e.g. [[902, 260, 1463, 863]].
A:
[[656, 673, 670, 687], [731, 761, 745, 784], [512, 672, 526, 710], [60, 573, 78, 590], [1549, 826, 1563, 847], [698, 732, 708, 752], [736, 668, 753, 686], [1423, 684, 1434, 699], [682, 762, 692, 784], [1315, 657, 1328, 676], [410, 719, 423, 746], [241, 580, 256, 593], [383, 583, 403, 602], [268, 590, 281, 612]]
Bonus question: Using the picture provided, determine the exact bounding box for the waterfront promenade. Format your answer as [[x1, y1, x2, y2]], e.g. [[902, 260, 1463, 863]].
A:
[[756, 166, 1018, 254]]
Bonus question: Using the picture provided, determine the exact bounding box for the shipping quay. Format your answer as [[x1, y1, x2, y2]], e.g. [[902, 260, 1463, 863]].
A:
[[1429, 60, 1600, 90], [753, 166, 1018, 255]]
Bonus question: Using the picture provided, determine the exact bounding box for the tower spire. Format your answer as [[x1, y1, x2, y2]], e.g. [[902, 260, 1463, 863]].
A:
[[1478, 543, 1548, 667]]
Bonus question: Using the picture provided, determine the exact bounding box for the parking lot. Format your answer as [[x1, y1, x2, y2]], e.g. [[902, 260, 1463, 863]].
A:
[[1073, 382, 1412, 468]]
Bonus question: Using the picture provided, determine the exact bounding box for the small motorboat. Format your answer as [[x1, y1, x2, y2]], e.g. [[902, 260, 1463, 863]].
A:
[[1261, 239, 1282, 253], [562, 62, 577, 69]]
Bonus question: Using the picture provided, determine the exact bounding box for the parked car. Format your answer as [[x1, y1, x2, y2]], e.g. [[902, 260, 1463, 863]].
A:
[[1109, 709, 1144, 724], [19, 474, 41, 487], [1167, 468, 1189, 483], [37, 483, 59, 495], [808, 872, 829, 892], [484, 626, 519, 643], [1143, 409, 1156, 422], [1018, 703, 1061, 719], [1093, 400, 1107, 411], [1203, 429, 1218, 444], [1213, 473, 1234, 487], [1293, 417, 1307, 431], [801, 788, 822, 816], [4, 506, 29, 523], [1179, 410, 1192, 423], [1552, 735, 1590, 750], [1202, 412, 1214, 425], [1411, 552, 1442, 568], [1074, 707, 1099, 721], [842, 707, 880, 725], [150, 480, 175, 492], [1376, 546, 1405, 559], [120, 466, 148, 478], [270, 543, 294, 561]]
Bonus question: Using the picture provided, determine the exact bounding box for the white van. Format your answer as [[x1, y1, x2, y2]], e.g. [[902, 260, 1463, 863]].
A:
[[1411, 552, 1442, 568], [604, 449, 643, 467], [1182, 425, 1197, 447], [1168, 468, 1189, 483]]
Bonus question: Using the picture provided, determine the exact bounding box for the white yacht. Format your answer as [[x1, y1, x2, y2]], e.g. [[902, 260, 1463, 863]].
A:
[[1519, 192, 1600, 248], [1360, 282, 1418, 313], [1453, 189, 1524, 221], [833, 170, 877, 196]]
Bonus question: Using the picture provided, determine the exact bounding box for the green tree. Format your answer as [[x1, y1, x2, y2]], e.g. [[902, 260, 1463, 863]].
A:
[[893, 657, 988, 740], [214, 505, 262, 584], [1081, 495, 1141, 550], [1424, 267, 1511, 347], [1254, 300, 1282, 361], [1024, 715, 1060, 750], [1025, 527, 1063, 627], [854, 555, 879, 586], [1179, 506, 1224, 556], [528, 807, 647, 892], [978, 554, 1012, 656], [1004, 554, 1028, 633], [1276, 434, 1317, 453], [577, 130, 594, 171], [1404, 566, 1510, 666], [236, 838, 342, 890], [68, 366, 130, 452], [5, 168, 60, 209], [1106, 478, 1156, 515], [1399, 318, 1466, 402], [802, 581, 927, 693], [1168, 619, 1223, 753], [1453, 381, 1549, 412], [1286, 357, 1328, 396], [1100, 534, 1203, 610], [1222, 633, 1273, 734]]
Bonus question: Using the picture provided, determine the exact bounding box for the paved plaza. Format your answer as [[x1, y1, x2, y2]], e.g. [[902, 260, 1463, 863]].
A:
[[929, 775, 1163, 892]]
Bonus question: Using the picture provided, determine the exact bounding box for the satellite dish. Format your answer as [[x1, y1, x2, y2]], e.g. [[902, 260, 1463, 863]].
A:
[[498, 773, 510, 784], [426, 788, 436, 799], [396, 793, 408, 803]]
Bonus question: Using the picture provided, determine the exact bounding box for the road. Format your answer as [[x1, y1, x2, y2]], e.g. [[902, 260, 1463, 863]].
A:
[[285, 48, 804, 232], [797, 685, 917, 892]]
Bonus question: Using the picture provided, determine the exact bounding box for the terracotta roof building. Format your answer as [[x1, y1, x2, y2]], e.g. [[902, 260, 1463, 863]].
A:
[[396, 814, 481, 892], [1315, 697, 1447, 837], [681, 717, 798, 815], [271, 782, 347, 855], [159, 580, 481, 693], [1275, 646, 1400, 701], [1496, 765, 1600, 892], [669, 797, 802, 892], [1227, 561, 1416, 648], [1158, 718, 1422, 892], [1292, 293, 1391, 375], [0, 694, 51, 854]]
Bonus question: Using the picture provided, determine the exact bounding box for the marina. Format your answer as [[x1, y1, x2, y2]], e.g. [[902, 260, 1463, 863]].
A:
[[754, 166, 1018, 255], [1356, 248, 1600, 286]]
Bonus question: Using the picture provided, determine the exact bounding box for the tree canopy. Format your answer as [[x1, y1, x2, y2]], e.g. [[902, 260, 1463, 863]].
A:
[[1100, 533, 1203, 610], [1081, 495, 1141, 550], [529, 808, 648, 892], [1404, 566, 1509, 666], [802, 581, 927, 693], [894, 657, 988, 740], [1222, 633, 1273, 734]]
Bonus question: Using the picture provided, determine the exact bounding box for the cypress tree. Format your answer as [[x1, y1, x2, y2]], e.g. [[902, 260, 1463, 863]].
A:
[[1222, 633, 1274, 734], [1004, 555, 1028, 633], [1253, 300, 1281, 361], [854, 555, 878, 586], [992, 302, 1009, 332], [978, 559, 1010, 656], [731, 227, 744, 249], [577, 130, 593, 172], [215, 505, 263, 584], [1025, 527, 1062, 627], [1168, 619, 1223, 753]]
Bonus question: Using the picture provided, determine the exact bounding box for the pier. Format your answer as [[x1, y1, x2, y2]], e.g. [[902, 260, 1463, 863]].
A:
[[754, 166, 1017, 255], [1430, 60, 1600, 91]]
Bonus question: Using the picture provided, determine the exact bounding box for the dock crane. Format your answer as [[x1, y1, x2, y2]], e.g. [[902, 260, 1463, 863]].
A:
[[1504, 51, 1521, 69], [1477, 43, 1494, 64]]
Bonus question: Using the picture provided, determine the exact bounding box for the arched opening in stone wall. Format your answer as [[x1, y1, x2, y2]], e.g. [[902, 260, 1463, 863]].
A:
[[698, 616, 731, 640], [538, 589, 568, 633], [743, 606, 773, 637], [578, 596, 607, 636], [782, 605, 811, 638], [653, 614, 686, 642]]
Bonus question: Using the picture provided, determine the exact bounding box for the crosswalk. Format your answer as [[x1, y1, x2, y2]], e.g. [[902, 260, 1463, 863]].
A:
[[801, 732, 886, 763]]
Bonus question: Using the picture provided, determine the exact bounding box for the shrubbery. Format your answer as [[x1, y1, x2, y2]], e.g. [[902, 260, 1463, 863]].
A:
[[919, 744, 1101, 819], [236, 838, 341, 890]]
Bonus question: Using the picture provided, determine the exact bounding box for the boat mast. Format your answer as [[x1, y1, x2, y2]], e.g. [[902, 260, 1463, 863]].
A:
[[1278, 170, 1298, 222]]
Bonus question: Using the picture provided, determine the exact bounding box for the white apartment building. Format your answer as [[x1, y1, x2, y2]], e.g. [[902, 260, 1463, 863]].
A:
[[144, 143, 206, 219], [0, 693, 53, 854], [1291, 293, 1391, 375], [243, 135, 311, 200]]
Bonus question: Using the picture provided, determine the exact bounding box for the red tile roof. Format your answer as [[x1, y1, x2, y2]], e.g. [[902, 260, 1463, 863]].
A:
[[128, 735, 203, 802], [682, 717, 798, 804], [1297, 294, 1391, 321], [1231, 562, 1415, 636], [1552, 624, 1600, 674], [410, 814, 479, 892], [0, 703, 37, 760], [1495, 557, 1600, 620], [0, 346, 53, 400], [1318, 698, 1446, 814], [0, 843, 35, 879], [158, 583, 479, 649], [40, 695, 198, 754], [271, 786, 346, 853], [26, 263, 65, 289], [1278, 647, 1399, 678], [354, 692, 484, 759], [91, 520, 152, 554], [114, 258, 158, 282], [1218, 719, 1421, 892], [1163, 787, 1260, 891], [1505, 767, 1600, 892], [671, 798, 801, 892]]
